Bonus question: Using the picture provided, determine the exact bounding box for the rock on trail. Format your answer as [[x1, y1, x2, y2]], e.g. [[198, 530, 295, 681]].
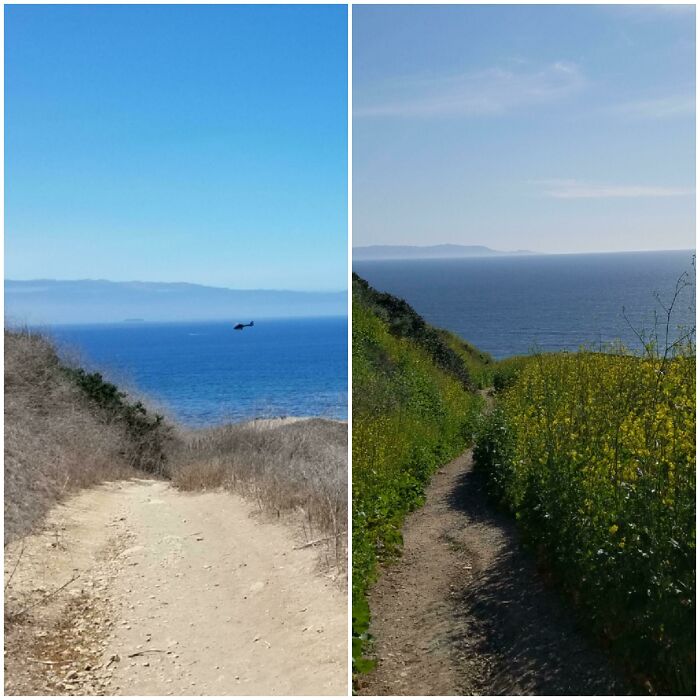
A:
[[4, 479, 347, 696]]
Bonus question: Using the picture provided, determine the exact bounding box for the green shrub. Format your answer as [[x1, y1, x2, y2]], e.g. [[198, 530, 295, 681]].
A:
[[492, 354, 532, 392], [62, 367, 172, 476]]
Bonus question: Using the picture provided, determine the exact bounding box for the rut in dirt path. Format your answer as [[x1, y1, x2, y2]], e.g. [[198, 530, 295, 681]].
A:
[[4, 479, 347, 696], [357, 449, 629, 696]]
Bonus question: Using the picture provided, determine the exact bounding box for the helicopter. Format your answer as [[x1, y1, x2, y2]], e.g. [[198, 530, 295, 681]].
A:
[[233, 321, 254, 330]]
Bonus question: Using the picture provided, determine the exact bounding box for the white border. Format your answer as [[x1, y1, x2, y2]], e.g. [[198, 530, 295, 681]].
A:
[[347, 2, 354, 698], [3, 2, 698, 699]]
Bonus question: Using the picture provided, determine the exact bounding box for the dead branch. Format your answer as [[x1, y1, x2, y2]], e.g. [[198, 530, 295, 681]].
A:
[[293, 532, 347, 550]]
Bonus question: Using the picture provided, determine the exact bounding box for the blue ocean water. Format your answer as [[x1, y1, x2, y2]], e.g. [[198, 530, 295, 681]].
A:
[[48, 317, 348, 427], [354, 250, 695, 359]]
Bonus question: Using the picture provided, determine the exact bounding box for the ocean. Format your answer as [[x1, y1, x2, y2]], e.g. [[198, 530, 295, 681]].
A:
[[354, 250, 695, 359], [48, 316, 348, 427]]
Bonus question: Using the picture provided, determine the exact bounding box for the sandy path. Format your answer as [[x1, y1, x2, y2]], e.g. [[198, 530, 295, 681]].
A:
[[4, 479, 347, 696], [357, 449, 628, 696]]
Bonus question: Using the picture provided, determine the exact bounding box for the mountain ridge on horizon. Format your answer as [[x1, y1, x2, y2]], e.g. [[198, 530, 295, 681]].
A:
[[5, 278, 347, 293], [352, 244, 537, 260], [5, 279, 347, 325]]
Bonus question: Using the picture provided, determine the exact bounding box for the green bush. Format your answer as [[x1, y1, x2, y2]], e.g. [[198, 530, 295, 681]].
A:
[[62, 367, 173, 475], [491, 354, 532, 392]]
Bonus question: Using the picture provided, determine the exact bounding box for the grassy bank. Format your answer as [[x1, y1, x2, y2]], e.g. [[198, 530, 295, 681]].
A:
[[475, 342, 695, 693], [352, 275, 484, 671], [4, 329, 173, 544]]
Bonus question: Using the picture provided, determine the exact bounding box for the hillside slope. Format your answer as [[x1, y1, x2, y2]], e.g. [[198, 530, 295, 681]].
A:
[[476, 347, 696, 694], [4, 329, 172, 544], [5, 330, 348, 695], [351, 279, 630, 695], [351, 275, 485, 671]]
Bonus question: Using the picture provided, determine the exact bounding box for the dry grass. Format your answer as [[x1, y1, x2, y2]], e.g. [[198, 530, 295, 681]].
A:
[[4, 329, 162, 544], [5, 328, 347, 700], [171, 418, 348, 572], [5, 328, 347, 573]]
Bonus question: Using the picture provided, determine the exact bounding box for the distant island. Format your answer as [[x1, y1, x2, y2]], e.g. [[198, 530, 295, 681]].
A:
[[4, 279, 347, 325], [353, 244, 537, 261]]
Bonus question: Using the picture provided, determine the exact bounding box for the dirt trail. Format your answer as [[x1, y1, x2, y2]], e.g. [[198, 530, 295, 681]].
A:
[[357, 449, 629, 696], [4, 479, 347, 696]]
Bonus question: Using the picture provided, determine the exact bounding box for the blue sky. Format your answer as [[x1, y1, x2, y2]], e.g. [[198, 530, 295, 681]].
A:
[[5, 4, 347, 290], [353, 4, 695, 253]]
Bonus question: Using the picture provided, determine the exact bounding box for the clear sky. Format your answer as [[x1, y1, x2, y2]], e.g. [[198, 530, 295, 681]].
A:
[[5, 4, 347, 291], [353, 4, 695, 253]]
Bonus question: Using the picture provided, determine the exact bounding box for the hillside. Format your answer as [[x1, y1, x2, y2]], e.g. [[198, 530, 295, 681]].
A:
[[352, 273, 486, 390], [351, 274, 485, 671], [4, 330, 348, 695], [4, 329, 173, 543], [4, 279, 347, 325], [351, 277, 624, 695], [354, 271, 695, 695], [4, 329, 346, 553]]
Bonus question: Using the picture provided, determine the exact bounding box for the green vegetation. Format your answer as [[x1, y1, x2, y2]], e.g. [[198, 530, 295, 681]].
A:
[[490, 354, 532, 392], [353, 269, 695, 692], [475, 337, 695, 692], [62, 367, 172, 476], [352, 275, 485, 671], [353, 274, 476, 390], [437, 328, 495, 389]]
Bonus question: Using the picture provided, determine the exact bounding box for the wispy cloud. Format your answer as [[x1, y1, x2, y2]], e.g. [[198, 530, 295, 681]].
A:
[[607, 4, 696, 21], [609, 94, 695, 119], [354, 62, 584, 118], [535, 179, 694, 199]]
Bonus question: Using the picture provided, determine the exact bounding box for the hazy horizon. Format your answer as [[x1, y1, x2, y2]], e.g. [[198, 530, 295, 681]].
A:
[[4, 279, 347, 325], [354, 5, 695, 253], [353, 243, 695, 255], [5, 5, 348, 291]]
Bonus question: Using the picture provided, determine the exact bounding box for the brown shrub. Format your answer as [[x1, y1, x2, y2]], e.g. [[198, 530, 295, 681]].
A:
[[4, 329, 169, 544], [171, 418, 348, 570]]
